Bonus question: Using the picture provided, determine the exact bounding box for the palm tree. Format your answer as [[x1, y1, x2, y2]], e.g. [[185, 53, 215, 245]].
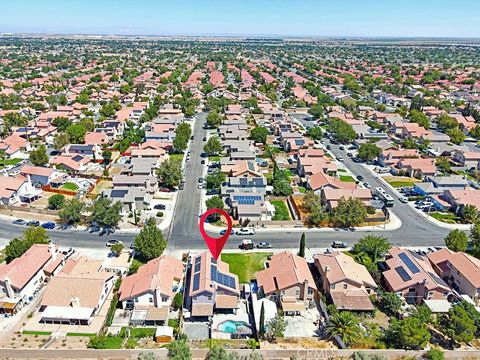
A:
[[325, 311, 362, 346], [462, 204, 479, 224]]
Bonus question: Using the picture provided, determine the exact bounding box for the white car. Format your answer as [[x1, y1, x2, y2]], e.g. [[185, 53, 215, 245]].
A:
[[197, 183, 203, 189], [236, 228, 255, 235], [399, 196, 408, 203]]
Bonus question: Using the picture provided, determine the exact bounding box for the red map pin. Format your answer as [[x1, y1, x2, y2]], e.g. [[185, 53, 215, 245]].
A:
[[199, 208, 233, 260]]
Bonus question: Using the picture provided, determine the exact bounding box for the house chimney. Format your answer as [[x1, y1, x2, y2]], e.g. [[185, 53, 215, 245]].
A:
[[48, 243, 57, 261], [303, 279, 309, 301], [4, 277, 14, 298], [71, 297, 80, 308]]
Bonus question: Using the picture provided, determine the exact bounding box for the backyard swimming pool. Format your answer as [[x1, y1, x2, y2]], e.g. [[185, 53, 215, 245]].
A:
[[218, 320, 250, 334]]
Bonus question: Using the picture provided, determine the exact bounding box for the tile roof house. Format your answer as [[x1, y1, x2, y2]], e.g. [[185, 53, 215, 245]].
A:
[[320, 188, 372, 211], [307, 171, 356, 194], [382, 247, 451, 304], [188, 252, 240, 318], [452, 150, 480, 170], [314, 251, 377, 311], [50, 154, 91, 173], [442, 189, 480, 215], [428, 248, 480, 305], [39, 256, 115, 326], [256, 251, 317, 314], [378, 149, 419, 167], [0, 175, 40, 205], [0, 244, 62, 314], [20, 165, 56, 186], [397, 158, 436, 178], [112, 174, 158, 194], [118, 255, 184, 324]]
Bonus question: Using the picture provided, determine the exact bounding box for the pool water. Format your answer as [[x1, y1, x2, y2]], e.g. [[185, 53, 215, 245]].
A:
[[218, 320, 249, 333]]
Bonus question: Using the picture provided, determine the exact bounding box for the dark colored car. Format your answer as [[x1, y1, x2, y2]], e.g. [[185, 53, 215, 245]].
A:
[[12, 219, 26, 225], [27, 220, 40, 227], [220, 229, 234, 235], [356, 175, 364, 181], [154, 204, 166, 210], [41, 222, 56, 229], [332, 241, 348, 248], [257, 242, 272, 249]]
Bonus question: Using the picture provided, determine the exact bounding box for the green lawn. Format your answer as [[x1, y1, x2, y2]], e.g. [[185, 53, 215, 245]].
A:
[[271, 200, 290, 221], [384, 177, 418, 188], [208, 155, 221, 162], [0, 158, 22, 169], [337, 168, 347, 173], [221, 252, 272, 283], [430, 212, 463, 224], [170, 153, 184, 162], [66, 332, 96, 337], [22, 330, 52, 336], [339, 175, 356, 182], [297, 186, 306, 193], [119, 327, 156, 339], [60, 182, 79, 192], [104, 337, 123, 349]]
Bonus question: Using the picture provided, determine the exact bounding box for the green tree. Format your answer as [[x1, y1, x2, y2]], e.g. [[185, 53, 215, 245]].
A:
[[157, 158, 183, 188], [384, 317, 430, 350], [272, 166, 292, 196], [52, 117, 72, 131], [444, 229, 468, 252], [5, 227, 49, 263], [462, 204, 478, 224], [325, 311, 362, 346], [305, 203, 329, 227], [203, 137, 222, 156], [470, 222, 480, 250], [66, 123, 87, 143], [29, 144, 49, 166], [357, 143, 381, 162], [436, 113, 458, 132], [205, 195, 224, 217], [48, 194, 65, 210], [424, 349, 444, 360], [447, 127, 466, 144], [89, 197, 122, 228], [436, 157, 451, 173], [352, 235, 391, 263], [377, 291, 402, 317], [306, 126, 323, 141], [205, 170, 225, 191], [259, 302, 266, 339], [440, 304, 476, 343], [250, 126, 269, 144], [412, 304, 432, 324], [328, 118, 356, 144], [332, 197, 367, 228], [206, 110, 222, 128], [173, 122, 192, 152], [308, 103, 324, 118], [110, 243, 124, 256], [134, 217, 167, 261], [102, 149, 112, 165], [53, 132, 70, 150], [298, 233, 306, 258], [167, 338, 191, 360], [266, 314, 286, 341], [409, 109, 430, 129], [59, 198, 85, 225]]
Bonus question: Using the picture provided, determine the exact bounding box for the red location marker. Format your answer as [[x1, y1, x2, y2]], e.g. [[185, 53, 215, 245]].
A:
[[199, 208, 233, 260]]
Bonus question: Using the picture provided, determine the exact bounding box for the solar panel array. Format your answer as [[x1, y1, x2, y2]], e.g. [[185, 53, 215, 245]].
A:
[[395, 266, 412, 282], [211, 265, 236, 289], [399, 252, 420, 274], [233, 195, 262, 205]]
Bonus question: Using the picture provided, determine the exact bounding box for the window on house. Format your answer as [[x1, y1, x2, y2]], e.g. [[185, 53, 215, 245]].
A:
[[134, 298, 139, 303], [295, 290, 300, 296], [330, 284, 335, 289], [281, 290, 285, 295], [207, 296, 212, 301], [343, 284, 348, 289], [162, 297, 168, 302], [308, 288, 314, 295], [149, 297, 153, 303]]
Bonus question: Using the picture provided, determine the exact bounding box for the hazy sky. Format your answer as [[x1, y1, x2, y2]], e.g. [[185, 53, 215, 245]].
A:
[[1, 0, 480, 38]]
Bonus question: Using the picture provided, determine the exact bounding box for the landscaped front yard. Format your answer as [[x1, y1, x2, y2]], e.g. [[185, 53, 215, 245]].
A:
[[383, 176, 420, 188], [271, 200, 291, 221], [339, 175, 356, 182], [0, 158, 22, 169], [61, 182, 80, 192], [221, 252, 272, 283], [430, 212, 464, 224], [170, 153, 184, 162]]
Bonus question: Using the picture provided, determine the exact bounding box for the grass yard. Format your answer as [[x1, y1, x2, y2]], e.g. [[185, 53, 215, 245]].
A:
[[297, 186, 306, 193], [104, 336, 123, 349], [271, 200, 291, 221], [119, 327, 156, 339], [66, 332, 96, 337], [170, 153, 184, 162], [430, 212, 463, 224], [339, 175, 356, 182], [0, 158, 22, 169], [337, 168, 347, 173], [384, 176, 419, 188], [22, 330, 52, 336], [208, 155, 221, 162], [221, 252, 272, 283], [60, 182, 79, 192]]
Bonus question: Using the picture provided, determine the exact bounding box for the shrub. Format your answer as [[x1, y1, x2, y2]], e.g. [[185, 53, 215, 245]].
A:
[[156, 211, 164, 217], [424, 349, 444, 360]]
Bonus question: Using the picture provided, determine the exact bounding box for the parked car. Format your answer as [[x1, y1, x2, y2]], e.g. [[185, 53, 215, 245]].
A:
[[41, 222, 56, 229], [236, 228, 256, 235], [159, 188, 171, 192], [363, 181, 371, 188], [339, 146, 345, 150], [99, 227, 114, 236], [332, 241, 348, 248], [198, 177, 204, 183], [179, 183, 184, 190], [220, 229, 234, 235], [154, 204, 166, 210], [105, 239, 122, 247], [12, 219, 26, 225], [257, 242, 272, 249], [326, 145, 332, 150], [203, 137, 207, 141], [399, 196, 408, 203], [356, 175, 364, 181], [240, 239, 254, 250], [198, 183, 203, 189], [201, 159, 205, 164], [26, 220, 40, 227], [347, 152, 353, 157], [337, 157, 344, 162]]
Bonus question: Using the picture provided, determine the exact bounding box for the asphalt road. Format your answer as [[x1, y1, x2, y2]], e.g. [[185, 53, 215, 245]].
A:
[[0, 113, 451, 252]]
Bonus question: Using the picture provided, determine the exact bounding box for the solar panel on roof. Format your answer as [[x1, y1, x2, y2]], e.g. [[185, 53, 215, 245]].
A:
[[399, 252, 420, 274], [210, 264, 235, 289], [395, 266, 412, 282], [110, 189, 128, 198], [192, 273, 200, 291], [72, 155, 83, 162]]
